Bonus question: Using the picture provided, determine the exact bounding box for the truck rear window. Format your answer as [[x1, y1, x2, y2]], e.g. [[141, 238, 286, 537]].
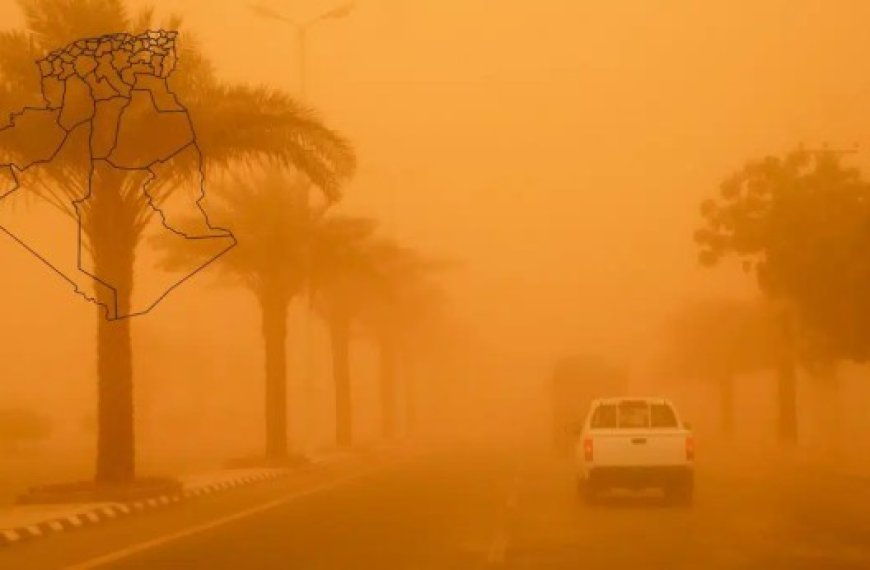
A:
[[590, 404, 616, 428], [650, 404, 678, 428], [618, 401, 649, 428], [590, 401, 679, 429]]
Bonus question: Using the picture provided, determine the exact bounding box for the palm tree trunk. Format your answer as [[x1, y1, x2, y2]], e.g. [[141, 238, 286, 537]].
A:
[[260, 293, 290, 459], [91, 203, 136, 486], [378, 330, 398, 439], [95, 310, 134, 484], [329, 316, 352, 447]]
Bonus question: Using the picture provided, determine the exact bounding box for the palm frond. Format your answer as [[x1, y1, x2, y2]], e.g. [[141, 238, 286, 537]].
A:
[[17, 0, 130, 52], [152, 167, 313, 298], [0, 31, 43, 115], [184, 85, 356, 200], [1, 1, 356, 286]]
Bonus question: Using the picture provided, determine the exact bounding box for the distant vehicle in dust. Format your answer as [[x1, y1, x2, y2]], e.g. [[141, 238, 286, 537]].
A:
[[575, 397, 694, 505], [550, 355, 626, 452]]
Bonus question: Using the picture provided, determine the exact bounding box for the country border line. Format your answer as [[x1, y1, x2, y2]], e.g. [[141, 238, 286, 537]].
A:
[[0, 29, 237, 321]]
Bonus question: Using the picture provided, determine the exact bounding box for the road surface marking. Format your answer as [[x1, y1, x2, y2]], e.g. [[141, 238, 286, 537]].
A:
[[65, 469, 377, 570]]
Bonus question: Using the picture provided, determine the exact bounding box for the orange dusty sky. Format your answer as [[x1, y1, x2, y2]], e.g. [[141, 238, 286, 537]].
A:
[[3, 0, 870, 373]]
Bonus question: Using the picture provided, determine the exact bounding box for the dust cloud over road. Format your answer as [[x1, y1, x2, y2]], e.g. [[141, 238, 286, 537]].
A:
[[1, 0, 870, 568]]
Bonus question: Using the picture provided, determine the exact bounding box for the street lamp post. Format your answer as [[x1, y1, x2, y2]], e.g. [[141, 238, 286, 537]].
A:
[[249, 2, 355, 98], [249, 1, 354, 456]]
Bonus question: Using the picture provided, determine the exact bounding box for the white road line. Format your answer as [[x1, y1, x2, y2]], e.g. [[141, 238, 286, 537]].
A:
[[64, 469, 376, 570]]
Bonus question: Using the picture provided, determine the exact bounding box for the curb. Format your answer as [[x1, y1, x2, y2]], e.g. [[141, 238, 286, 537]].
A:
[[0, 469, 289, 548]]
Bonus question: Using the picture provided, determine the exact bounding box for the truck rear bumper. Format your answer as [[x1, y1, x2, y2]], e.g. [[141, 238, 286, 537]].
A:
[[587, 466, 693, 489]]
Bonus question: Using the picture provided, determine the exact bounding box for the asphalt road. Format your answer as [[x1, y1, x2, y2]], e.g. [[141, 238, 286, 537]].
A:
[[2, 445, 869, 569]]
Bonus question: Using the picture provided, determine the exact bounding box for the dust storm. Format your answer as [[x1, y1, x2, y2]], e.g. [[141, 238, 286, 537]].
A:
[[0, 1, 869, 568]]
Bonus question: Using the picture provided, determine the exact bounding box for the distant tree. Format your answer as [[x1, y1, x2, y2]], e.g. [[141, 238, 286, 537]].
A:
[[661, 298, 776, 434], [389, 280, 448, 436], [309, 216, 378, 447], [358, 242, 445, 439], [695, 149, 870, 442]]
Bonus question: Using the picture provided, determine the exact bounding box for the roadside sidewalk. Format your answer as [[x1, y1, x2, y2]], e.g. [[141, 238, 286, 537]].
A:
[[0, 449, 360, 548]]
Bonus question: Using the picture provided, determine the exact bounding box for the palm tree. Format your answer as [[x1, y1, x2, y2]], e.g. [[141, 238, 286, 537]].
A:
[[0, 0, 354, 485], [311, 228, 446, 444], [155, 169, 316, 462], [309, 216, 378, 447], [359, 242, 444, 439]]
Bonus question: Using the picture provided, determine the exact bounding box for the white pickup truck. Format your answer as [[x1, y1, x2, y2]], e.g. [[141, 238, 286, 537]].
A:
[[575, 397, 694, 505]]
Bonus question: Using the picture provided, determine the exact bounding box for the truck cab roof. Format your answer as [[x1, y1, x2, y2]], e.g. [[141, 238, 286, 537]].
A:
[[590, 397, 675, 406]]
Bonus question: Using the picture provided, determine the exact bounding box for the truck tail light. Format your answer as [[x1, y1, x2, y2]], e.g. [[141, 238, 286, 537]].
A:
[[686, 435, 695, 461], [583, 437, 594, 462]]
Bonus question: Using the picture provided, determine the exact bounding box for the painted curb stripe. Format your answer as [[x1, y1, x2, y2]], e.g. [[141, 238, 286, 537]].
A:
[[0, 469, 294, 548]]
